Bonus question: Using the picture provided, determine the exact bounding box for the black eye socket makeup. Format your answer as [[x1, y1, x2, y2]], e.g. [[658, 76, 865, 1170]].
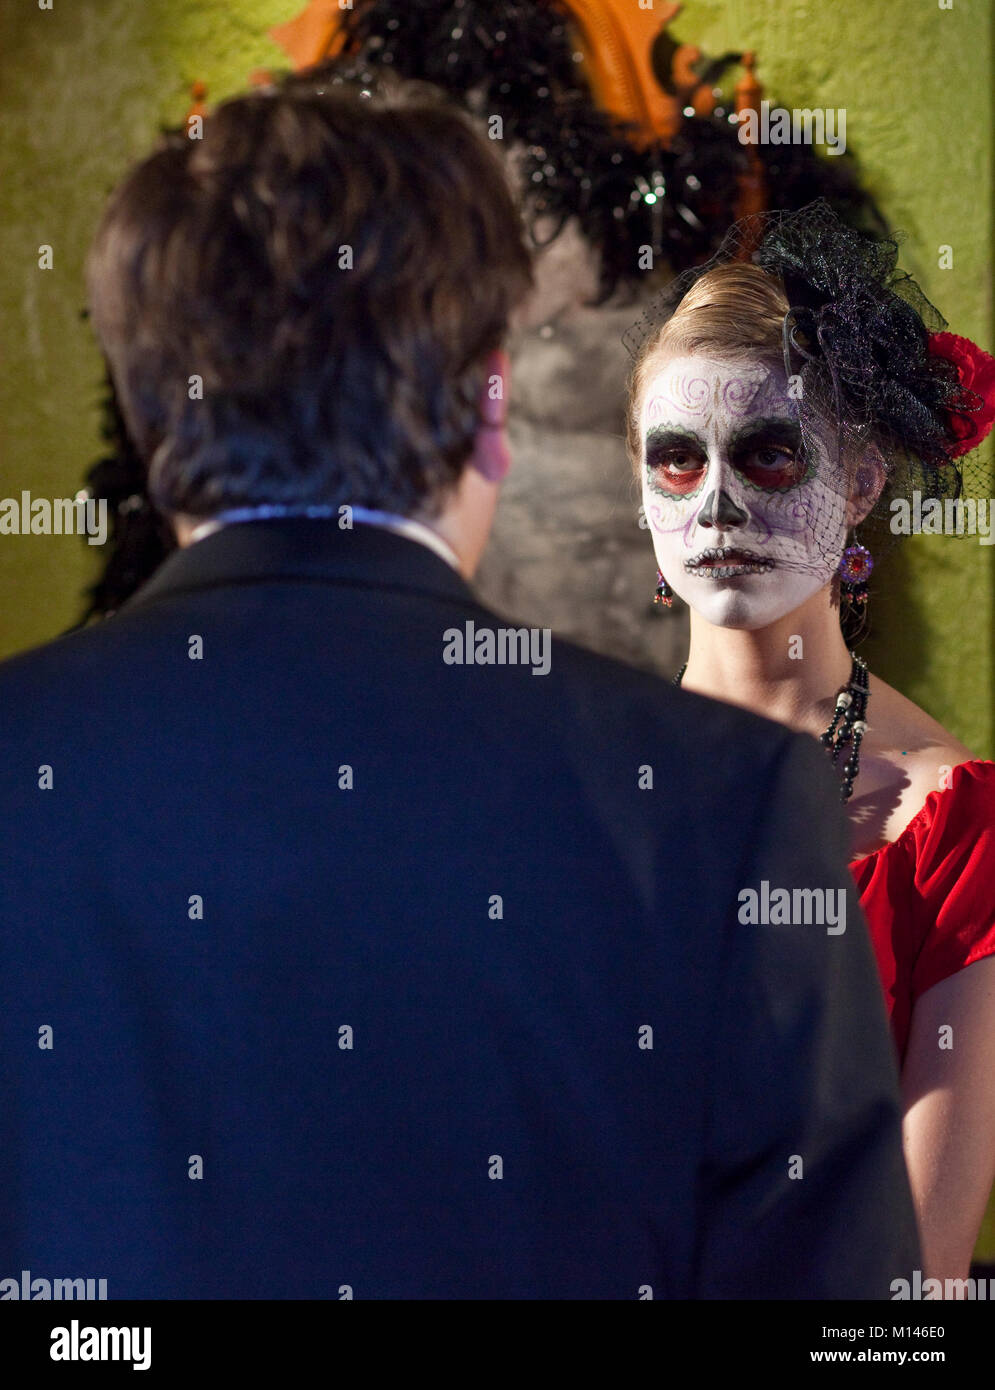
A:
[[730, 417, 809, 489], [644, 427, 709, 495], [644, 417, 811, 495], [644, 426, 706, 457]]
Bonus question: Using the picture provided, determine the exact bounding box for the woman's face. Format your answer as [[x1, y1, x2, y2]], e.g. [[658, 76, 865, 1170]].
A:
[[638, 353, 848, 630]]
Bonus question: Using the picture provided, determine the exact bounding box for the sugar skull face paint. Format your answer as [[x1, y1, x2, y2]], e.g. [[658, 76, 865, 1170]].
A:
[[640, 355, 848, 629]]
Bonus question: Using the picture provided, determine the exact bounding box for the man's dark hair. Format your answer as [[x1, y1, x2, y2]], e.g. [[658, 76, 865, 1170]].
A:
[[85, 78, 534, 519]]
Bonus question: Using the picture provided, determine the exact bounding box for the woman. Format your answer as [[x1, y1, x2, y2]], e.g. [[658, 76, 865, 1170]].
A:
[[625, 201, 995, 1285]]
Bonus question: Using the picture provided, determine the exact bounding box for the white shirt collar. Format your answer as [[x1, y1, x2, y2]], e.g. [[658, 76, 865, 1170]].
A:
[[348, 507, 461, 571], [186, 504, 461, 572]]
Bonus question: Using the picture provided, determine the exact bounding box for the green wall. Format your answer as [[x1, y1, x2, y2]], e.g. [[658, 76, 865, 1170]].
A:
[[0, 0, 301, 652], [1, 0, 994, 1257]]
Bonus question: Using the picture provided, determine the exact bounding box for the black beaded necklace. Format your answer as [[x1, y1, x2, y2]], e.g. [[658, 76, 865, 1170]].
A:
[[672, 653, 870, 803]]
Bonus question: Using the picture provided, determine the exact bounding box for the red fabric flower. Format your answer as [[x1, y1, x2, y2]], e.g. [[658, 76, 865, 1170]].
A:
[[928, 332, 995, 457]]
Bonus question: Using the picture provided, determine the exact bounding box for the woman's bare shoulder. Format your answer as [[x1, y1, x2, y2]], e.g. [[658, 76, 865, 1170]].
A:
[[865, 673, 974, 770], [848, 674, 975, 852]]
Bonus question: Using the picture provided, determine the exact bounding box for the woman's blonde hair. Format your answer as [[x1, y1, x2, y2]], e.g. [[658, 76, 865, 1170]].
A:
[[625, 263, 790, 468]]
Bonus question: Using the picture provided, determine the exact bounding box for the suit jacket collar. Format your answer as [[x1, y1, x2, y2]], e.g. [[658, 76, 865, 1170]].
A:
[[123, 517, 475, 612]]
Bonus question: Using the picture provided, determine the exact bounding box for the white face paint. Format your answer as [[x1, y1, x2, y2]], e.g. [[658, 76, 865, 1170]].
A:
[[639, 355, 847, 630]]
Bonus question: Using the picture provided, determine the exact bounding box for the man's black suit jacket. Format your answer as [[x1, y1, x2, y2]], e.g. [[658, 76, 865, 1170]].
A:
[[0, 518, 919, 1298]]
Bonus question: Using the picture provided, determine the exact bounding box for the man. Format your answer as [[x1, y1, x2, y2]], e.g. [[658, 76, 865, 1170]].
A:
[[0, 78, 917, 1298]]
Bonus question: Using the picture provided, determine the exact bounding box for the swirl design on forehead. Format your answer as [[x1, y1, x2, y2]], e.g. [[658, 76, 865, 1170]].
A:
[[720, 375, 765, 415], [646, 373, 710, 421]]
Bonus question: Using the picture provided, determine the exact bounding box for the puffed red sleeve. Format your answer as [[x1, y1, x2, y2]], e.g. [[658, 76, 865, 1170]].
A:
[[909, 760, 995, 1003]]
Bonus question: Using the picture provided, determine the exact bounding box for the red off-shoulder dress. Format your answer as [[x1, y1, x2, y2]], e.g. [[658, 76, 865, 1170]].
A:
[[850, 759, 995, 1063]]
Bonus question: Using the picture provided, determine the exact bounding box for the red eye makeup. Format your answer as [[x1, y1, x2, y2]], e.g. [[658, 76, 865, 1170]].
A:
[[644, 418, 809, 495], [730, 418, 809, 491], [644, 428, 708, 495]]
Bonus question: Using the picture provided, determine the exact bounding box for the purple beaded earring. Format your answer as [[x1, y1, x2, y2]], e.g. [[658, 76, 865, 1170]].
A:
[[654, 569, 674, 608], [839, 542, 874, 607]]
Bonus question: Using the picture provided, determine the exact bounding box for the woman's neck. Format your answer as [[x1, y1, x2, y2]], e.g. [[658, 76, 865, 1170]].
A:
[[681, 586, 856, 739]]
